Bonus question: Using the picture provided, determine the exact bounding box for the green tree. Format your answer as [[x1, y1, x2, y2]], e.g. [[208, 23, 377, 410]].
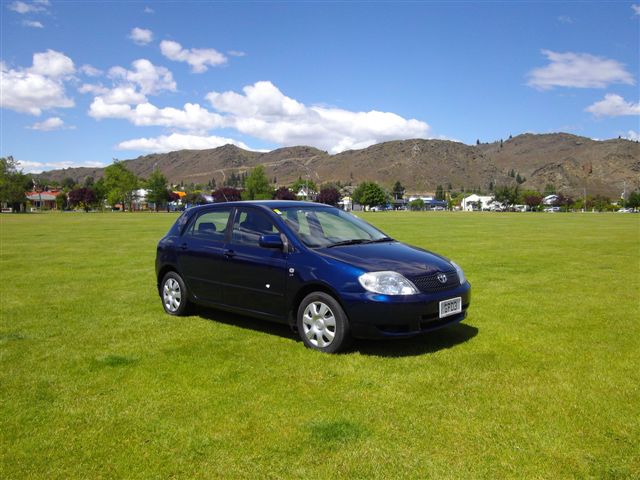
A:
[[62, 177, 76, 189], [243, 165, 272, 200], [435, 185, 445, 200], [103, 161, 138, 212], [0, 156, 31, 211], [627, 191, 640, 210], [146, 168, 169, 211], [353, 181, 387, 208], [409, 198, 424, 211], [55, 191, 68, 210], [392, 180, 405, 200], [493, 185, 519, 208]]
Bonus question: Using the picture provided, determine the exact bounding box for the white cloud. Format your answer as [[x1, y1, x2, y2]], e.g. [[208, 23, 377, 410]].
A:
[[1, 51, 75, 115], [160, 40, 227, 73], [129, 27, 153, 45], [89, 99, 223, 130], [85, 79, 430, 155], [632, 4, 640, 15], [527, 50, 635, 90], [80, 64, 102, 77], [144, 6, 154, 14], [557, 15, 573, 24], [116, 133, 249, 152], [22, 20, 43, 28], [108, 59, 176, 95], [18, 159, 104, 174], [586, 94, 640, 117], [625, 130, 639, 141], [7, 1, 47, 14], [81, 84, 147, 105], [30, 49, 75, 77], [227, 50, 246, 57], [206, 81, 430, 153], [28, 116, 69, 131]]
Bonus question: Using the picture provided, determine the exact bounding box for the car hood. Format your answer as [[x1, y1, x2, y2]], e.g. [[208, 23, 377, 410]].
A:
[[316, 241, 454, 277]]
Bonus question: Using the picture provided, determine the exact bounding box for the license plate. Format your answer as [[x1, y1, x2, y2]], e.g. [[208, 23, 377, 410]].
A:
[[439, 297, 462, 318]]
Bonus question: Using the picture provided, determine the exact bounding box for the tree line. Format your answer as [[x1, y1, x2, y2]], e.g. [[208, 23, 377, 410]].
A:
[[3, 155, 639, 212]]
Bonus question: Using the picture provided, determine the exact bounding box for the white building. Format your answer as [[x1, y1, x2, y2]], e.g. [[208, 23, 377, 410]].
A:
[[461, 194, 494, 211], [543, 194, 559, 206]]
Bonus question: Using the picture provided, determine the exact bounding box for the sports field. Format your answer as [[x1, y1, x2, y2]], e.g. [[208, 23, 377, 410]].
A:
[[1, 211, 638, 478]]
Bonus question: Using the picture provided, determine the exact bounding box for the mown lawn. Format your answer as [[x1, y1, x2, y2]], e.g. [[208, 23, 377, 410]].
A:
[[1, 211, 638, 479]]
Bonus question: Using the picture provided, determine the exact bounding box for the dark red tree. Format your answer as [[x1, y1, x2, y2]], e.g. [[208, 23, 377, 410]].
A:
[[168, 191, 180, 202], [316, 187, 340, 206], [68, 187, 96, 212], [212, 187, 242, 202], [274, 187, 296, 200]]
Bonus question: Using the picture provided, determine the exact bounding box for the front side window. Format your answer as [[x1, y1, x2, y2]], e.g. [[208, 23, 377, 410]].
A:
[[232, 209, 279, 247], [280, 206, 389, 248], [186, 208, 232, 242]]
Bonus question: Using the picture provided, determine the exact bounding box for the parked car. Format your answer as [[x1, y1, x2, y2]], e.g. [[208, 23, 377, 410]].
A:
[[156, 201, 471, 353], [544, 207, 560, 212]]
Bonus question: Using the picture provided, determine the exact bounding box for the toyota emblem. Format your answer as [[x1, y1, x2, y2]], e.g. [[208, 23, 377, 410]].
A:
[[437, 273, 447, 284]]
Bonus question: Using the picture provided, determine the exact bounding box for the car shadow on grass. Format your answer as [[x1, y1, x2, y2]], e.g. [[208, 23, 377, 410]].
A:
[[352, 323, 479, 358], [194, 306, 298, 341], [194, 306, 478, 358]]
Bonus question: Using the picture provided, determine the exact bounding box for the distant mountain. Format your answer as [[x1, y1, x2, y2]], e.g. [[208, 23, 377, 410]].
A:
[[38, 133, 640, 198]]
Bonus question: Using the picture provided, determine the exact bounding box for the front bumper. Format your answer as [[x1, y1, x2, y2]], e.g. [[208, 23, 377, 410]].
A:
[[341, 282, 471, 339]]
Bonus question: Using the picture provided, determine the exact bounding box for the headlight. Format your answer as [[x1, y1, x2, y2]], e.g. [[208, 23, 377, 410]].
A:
[[450, 261, 466, 285], [358, 271, 419, 295]]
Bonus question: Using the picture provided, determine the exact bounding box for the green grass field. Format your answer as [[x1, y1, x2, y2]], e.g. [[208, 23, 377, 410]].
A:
[[1, 211, 639, 479]]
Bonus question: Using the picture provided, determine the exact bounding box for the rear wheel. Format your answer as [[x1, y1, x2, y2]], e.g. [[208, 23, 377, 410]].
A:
[[297, 292, 350, 353], [161, 271, 190, 316]]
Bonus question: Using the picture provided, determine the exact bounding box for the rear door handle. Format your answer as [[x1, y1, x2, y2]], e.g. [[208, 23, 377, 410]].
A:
[[224, 249, 236, 258]]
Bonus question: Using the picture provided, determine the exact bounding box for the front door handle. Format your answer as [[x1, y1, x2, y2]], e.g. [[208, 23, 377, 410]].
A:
[[224, 249, 236, 258], [180, 243, 188, 250]]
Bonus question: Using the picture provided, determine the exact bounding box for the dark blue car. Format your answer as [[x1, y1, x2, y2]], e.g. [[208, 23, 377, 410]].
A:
[[156, 201, 471, 353]]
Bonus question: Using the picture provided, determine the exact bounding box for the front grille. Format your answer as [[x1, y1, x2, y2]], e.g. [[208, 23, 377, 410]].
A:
[[410, 269, 458, 293]]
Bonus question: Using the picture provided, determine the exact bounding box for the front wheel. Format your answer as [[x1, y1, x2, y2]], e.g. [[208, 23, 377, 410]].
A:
[[297, 292, 351, 353], [160, 271, 191, 316]]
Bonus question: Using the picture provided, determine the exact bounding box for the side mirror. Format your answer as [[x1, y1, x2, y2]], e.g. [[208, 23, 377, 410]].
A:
[[259, 234, 284, 249]]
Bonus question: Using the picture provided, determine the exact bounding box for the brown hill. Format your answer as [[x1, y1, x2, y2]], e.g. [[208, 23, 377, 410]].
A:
[[38, 133, 640, 198]]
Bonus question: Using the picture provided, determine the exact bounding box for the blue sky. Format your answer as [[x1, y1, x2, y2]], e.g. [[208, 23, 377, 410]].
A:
[[1, 1, 639, 173]]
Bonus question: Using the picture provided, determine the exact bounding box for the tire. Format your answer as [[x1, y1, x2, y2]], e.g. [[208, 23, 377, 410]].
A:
[[160, 271, 191, 316], [297, 292, 351, 353]]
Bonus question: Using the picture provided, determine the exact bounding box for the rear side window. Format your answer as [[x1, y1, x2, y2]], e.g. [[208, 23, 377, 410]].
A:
[[186, 208, 232, 242], [232, 209, 278, 247]]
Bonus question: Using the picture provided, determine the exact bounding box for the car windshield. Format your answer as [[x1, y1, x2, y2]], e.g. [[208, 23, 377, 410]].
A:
[[277, 206, 391, 248]]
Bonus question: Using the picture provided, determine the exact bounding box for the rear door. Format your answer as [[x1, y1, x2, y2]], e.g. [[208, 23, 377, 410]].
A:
[[223, 207, 288, 319], [177, 206, 233, 304]]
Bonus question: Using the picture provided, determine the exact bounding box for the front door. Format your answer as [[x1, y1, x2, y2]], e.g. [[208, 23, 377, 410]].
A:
[[223, 207, 288, 319]]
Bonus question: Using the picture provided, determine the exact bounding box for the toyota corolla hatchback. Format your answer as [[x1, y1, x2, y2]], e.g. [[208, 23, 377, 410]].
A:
[[156, 201, 471, 353]]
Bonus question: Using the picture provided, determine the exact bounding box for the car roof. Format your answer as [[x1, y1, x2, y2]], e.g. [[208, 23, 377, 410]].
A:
[[187, 200, 332, 212]]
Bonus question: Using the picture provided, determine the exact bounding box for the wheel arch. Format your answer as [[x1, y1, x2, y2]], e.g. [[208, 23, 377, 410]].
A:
[[157, 264, 178, 294], [288, 281, 349, 328]]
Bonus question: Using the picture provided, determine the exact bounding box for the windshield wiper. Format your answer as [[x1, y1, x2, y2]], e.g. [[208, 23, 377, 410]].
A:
[[326, 239, 371, 248], [326, 237, 393, 248], [368, 237, 394, 243]]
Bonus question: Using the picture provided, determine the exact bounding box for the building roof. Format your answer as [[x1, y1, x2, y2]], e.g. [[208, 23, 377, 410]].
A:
[[25, 190, 60, 201]]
